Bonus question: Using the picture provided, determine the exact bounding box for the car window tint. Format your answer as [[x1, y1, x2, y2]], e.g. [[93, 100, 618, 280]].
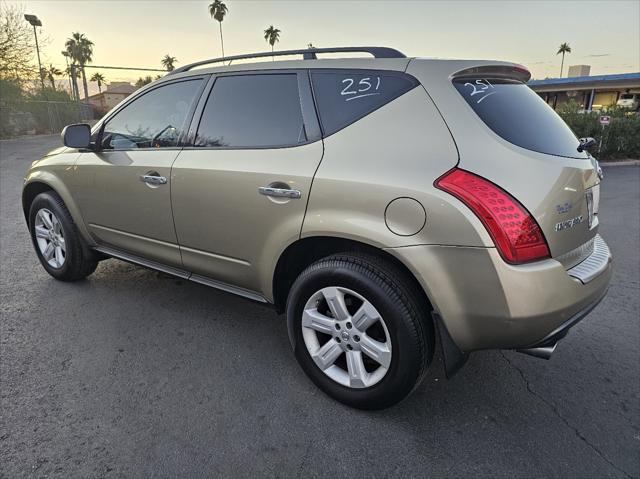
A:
[[195, 74, 306, 148], [310, 70, 418, 136], [453, 78, 587, 159], [102, 79, 202, 149]]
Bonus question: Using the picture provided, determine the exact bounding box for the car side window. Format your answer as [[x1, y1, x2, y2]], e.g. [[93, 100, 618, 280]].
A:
[[194, 74, 306, 148], [101, 79, 202, 150], [310, 70, 419, 137]]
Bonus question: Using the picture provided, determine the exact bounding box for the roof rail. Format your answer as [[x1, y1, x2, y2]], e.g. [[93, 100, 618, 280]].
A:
[[168, 46, 406, 75]]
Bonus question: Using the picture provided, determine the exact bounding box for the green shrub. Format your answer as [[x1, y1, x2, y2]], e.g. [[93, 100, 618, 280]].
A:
[[557, 101, 640, 160]]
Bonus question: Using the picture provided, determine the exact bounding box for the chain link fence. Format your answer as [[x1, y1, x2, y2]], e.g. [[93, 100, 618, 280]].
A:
[[0, 100, 94, 138]]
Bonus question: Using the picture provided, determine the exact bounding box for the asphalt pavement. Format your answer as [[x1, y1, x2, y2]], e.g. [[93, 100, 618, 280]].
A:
[[1, 135, 638, 478]]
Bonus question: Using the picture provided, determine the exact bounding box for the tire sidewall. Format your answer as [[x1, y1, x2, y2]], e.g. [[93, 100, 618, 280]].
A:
[[287, 260, 425, 409]]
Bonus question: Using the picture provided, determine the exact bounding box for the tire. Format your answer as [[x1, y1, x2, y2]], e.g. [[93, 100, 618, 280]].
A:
[[28, 191, 98, 281], [286, 252, 434, 409]]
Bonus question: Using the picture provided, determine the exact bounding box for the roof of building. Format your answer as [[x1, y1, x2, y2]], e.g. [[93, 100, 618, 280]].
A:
[[528, 72, 640, 87], [87, 83, 136, 100], [104, 83, 137, 94]]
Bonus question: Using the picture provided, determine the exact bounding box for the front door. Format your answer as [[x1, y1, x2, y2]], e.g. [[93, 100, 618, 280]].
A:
[[171, 72, 323, 294], [72, 78, 204, 267]]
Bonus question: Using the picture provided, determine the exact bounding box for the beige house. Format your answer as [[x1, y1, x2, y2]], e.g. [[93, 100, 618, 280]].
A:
[[86, 82, 137, 112]]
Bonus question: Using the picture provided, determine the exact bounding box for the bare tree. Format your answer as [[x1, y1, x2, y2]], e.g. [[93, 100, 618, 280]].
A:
[[0, 3, 36, 81]]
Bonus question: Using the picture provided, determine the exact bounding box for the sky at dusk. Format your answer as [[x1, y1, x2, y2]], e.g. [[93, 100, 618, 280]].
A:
[[10, 0, 640, 94]]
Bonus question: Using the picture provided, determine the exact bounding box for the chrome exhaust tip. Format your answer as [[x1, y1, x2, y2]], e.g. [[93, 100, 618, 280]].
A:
[[516, 342, 557, 360]]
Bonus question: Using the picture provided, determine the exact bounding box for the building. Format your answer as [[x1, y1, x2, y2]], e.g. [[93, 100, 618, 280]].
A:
[[567, 65, 590, 77], [86, 82, 137, 112], [528, 71, 640, 111]]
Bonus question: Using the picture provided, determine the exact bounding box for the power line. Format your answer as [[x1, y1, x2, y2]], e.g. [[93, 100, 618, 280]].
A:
[[74, 64, 167, 73]]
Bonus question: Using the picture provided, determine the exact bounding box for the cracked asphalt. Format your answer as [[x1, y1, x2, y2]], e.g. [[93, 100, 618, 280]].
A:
[[1, 135, 639, 478]]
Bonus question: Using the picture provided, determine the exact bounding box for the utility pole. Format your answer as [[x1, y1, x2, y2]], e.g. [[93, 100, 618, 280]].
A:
[[24, 14, 45, 90]]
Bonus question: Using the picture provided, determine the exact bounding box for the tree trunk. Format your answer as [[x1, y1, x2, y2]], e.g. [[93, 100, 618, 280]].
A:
[[219, 22, 225, 59], [98, 83, 102, 94], [560, 53, 565, 78], [272, 44, 274, 61], [71, 65, 80, 101], [80, 65, 89, 100]]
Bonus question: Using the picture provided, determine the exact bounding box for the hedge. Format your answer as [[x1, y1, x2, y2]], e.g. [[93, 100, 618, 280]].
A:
[[557, 101, 640, 161]]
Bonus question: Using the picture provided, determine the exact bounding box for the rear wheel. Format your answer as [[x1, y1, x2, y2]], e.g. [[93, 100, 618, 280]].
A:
[[286, 252, 434, 409], [29, 191, 98, 281]]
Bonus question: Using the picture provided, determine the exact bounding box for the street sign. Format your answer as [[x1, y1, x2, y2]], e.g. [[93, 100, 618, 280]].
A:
[[599, 115, 611, 125]]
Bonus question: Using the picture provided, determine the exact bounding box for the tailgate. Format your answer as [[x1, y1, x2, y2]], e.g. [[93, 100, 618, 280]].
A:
[[406, 60, 603, 262]]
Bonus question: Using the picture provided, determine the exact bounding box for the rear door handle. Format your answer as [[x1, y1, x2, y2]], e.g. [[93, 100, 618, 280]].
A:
[[258, 186, 301, 199], [140, 174, 167, 185]]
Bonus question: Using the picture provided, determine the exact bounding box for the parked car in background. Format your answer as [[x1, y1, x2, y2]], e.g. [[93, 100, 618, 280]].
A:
[[22, 47, 612, 409], [617, 93, 640, 110]]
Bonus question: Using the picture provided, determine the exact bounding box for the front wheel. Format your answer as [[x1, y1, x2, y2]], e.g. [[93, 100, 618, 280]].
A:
[[29, 191, 98, 281], [286, 253, 434, 409]]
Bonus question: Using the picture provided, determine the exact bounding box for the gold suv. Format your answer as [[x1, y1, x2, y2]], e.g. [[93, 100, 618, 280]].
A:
[[23, 47, 612, 409]]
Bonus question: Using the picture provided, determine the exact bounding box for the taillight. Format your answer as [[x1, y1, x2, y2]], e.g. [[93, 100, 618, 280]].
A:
[[435, 168, 550, 264]]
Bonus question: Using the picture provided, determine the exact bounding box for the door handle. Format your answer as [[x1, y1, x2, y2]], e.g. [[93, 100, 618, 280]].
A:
[[258, 186, 301, 199], [140, 174, 167, 186]]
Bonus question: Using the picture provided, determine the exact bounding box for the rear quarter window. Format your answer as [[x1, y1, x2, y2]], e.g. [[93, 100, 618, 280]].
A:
[[311, 70, 418, 137], [453, 78, 587, 159]]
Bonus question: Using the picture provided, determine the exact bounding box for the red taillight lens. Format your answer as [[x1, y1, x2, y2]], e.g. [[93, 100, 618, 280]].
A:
[[435, 168, 550, 264]]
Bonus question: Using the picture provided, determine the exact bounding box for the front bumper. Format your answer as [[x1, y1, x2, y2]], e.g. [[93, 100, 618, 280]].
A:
[[387, 235, 612, 352]]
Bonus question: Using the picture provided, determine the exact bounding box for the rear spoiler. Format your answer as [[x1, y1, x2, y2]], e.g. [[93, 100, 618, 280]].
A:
[[451, 64, 531, 83]]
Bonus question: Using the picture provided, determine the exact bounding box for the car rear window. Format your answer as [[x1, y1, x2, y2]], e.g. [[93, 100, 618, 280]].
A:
[[453, 78, 587, 159], [311, 70, 418, 137]]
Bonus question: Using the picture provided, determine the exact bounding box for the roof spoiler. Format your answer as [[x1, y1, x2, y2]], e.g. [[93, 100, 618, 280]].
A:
[[451, 64, 531, 83], [168, 46, 407, 75]]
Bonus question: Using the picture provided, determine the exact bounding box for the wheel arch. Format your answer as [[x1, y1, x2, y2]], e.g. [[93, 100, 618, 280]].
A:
[[22, 175, 95, 246], [272, 235, 433, 315]]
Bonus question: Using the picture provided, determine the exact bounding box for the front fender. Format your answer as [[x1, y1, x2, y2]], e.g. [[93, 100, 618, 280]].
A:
[[23, 168, 95, 247]]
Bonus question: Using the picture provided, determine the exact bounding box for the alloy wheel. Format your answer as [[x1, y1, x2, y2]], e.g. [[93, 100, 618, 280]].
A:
[[301, 286, 392, 388], [34, 208, 66, 268]]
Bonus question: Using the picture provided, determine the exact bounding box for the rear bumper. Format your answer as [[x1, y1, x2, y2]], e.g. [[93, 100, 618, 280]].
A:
[[386, 235, 612, 352], [518, 285, 607, 351]]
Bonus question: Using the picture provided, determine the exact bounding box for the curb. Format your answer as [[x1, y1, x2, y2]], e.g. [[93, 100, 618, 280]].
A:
[[600, 160, 640, 167]]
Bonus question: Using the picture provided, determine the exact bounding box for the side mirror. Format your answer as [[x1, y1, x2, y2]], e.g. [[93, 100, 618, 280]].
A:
[[577, 137, 597, 152], [61, 123, 91, 149]]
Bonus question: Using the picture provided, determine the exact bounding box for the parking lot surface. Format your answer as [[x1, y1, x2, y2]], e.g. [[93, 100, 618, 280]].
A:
[[1, 136, 639, 478]]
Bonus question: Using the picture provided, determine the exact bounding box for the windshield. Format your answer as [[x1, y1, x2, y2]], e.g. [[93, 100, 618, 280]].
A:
[[453, 78, 588, 159]]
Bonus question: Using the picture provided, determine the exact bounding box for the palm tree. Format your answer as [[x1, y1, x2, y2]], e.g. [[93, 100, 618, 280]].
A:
[[161, 55, 177, 71], [208, 1, 228, 59], [45, 65, 62, 90], [65, 32, 94, 100], [264, 25, 281, 58], [39, 67, 48, 87], [135, 76, 154, 88], [557, 42, 572, 78], [90, 72, 106, 93], [61, 51, 74, 97]]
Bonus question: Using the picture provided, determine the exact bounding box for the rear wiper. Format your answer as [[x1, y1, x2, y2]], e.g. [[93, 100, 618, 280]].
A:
[[577, 137, 597, 152]]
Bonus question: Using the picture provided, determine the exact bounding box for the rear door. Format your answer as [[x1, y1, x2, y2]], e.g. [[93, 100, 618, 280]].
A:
[[170, 71, 323, 293], [72, 78, 205, 267]]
